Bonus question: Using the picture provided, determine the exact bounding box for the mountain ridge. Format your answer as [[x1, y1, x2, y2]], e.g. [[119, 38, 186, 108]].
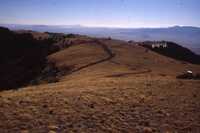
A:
[[1, 24, 199, 54]]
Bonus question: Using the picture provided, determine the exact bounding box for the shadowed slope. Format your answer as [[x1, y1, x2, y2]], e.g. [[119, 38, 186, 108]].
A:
[[0, 27, 57, 90], [140, 41, 200, 64]]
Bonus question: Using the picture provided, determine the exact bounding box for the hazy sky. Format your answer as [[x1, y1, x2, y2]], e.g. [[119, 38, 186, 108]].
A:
[[0, 0, 199, 28]]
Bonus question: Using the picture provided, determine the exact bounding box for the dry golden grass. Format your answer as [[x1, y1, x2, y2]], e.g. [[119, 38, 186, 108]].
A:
[[0, 37, 200, 133]]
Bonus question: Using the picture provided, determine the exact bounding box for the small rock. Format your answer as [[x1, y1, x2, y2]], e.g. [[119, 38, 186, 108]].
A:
[[159, 97, 165, 101], [48, 125, 59, 130], [142, 127, 153, 133], [193, 94, 197, 98], [49, 110, 53, 114], [139, 95, 146, 103], [43, 104, 48, 108], [20, 130, 29, 133], [146, 83, 151, 86], [89, 103, 94, 108], [139, 120, 150, 126], [166, 113, 170, 116], [48, 130, 57, 133], [157, 109, 165, 114]]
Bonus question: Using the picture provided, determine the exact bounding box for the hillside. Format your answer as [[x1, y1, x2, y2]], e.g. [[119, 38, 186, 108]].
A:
[[1, 24, 200, 54], [0, 28, 200, 133], [0, 27, 58, 89], [140, 41, 200, 64]]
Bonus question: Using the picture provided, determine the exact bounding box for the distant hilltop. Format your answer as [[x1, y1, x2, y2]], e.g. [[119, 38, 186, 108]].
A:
[[1, 24, 200, 55], [139, 41, 200, 64]]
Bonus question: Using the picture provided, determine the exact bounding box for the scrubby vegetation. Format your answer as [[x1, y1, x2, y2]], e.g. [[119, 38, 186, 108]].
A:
[[140, 41, 200, 64], [0, 27, 61, 90], [177, 72, 200, 79]]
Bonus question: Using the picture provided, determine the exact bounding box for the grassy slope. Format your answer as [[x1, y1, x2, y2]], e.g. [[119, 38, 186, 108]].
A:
[[0, 36, 200, 133]]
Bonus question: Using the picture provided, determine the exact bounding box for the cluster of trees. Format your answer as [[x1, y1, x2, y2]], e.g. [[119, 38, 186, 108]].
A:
[[0, 27, 58, 90], [140, 41, 200, 64]]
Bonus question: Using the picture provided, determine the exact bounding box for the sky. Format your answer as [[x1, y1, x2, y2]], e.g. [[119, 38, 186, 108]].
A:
[[0, 0, 200, 28]]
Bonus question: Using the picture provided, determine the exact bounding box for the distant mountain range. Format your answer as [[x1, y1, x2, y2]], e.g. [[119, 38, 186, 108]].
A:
[[1, 24, 200, 54]]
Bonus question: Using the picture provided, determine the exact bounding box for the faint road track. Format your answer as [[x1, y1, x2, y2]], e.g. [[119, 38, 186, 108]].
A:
[[70, 39, 116, 73]]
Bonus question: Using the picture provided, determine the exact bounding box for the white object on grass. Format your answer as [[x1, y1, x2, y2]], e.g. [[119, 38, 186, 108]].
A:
[[187, 70, 193, 74]]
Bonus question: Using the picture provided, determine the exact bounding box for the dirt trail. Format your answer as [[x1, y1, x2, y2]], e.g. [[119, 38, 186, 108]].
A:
[[106, 69, 152, 78], [70, 40, 115, 73]]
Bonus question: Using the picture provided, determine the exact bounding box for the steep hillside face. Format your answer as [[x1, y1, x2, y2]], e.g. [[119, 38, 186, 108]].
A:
[[140, 41, 200, 64], [0, 27, 58, 90]]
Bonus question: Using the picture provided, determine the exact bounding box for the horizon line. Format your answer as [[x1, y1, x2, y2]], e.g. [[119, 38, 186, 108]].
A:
[[0, 23, 200, 29]]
